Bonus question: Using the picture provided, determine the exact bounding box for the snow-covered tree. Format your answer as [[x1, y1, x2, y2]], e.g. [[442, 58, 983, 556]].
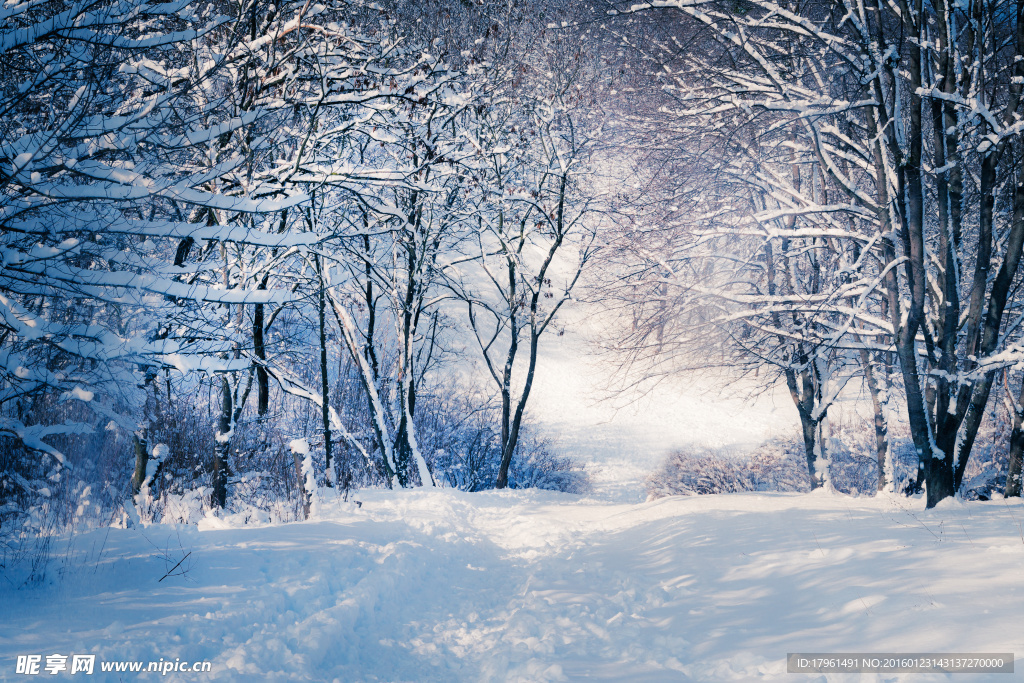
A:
[[0, 0, 302, 514], [447, 48, 605, 489], [608, 0, 1024, 506]]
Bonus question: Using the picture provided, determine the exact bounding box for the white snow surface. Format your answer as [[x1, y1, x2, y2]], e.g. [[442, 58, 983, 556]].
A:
[[2, 491, 1023, 681]]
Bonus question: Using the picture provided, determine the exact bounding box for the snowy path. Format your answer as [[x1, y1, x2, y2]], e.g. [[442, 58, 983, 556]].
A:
[[3, 491, 1023, 681]]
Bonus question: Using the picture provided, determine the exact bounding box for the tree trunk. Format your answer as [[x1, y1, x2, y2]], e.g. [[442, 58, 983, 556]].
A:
[[213, 375, 231, 509], [393, 409, 412, 487], [785, 363, 824, 490], [1007, 372, 1024, 497], [130, 431, 150, 497], [326, 290, 397, 485], [318, 268, 333, 486], [896, 0, 952, 508], [253, 297, 269, 417], [496, 269, 519, 489], [495, 331, 540, 489], [799, 411, 820, 490], [253, 211, 288, 417], [293, 451, 310, 519], [859, 347, 890, 491]]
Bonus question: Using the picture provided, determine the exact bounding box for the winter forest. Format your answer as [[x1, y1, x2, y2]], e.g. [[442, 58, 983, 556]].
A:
[[3, 0, 1024, 680]]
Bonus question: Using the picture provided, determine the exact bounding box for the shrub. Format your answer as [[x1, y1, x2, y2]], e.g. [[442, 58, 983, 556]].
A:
[[646, 443, 805, 499], [646, 415, 946, 500], [411, 384, 588, 494], [508, 429, 590, 494], [746, 439, 813, 492]]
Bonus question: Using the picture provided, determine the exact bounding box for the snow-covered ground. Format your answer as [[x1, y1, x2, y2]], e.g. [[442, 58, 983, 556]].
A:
[[2, 491, 1023, 681], [3, 321, 1022, 681]]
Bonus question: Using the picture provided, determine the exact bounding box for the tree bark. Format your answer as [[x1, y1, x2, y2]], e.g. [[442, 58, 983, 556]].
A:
[[495, 330, 540, 489], [293, 451, 310, 520], [318, 262, 333, 486], [859, 347, 890, 491], [212, 375, 232, 509], [253, 278, 269, 417], [1007, 373, 1024, 497], [891, 0, 953, 508], [130, 432, 150, 497]]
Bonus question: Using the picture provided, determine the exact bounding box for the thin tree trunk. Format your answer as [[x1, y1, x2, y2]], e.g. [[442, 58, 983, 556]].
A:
[[254, 285, 269, 417], [253, 210, 288, 417], [500, 251, 519, 472], [762, 230, 823, 490], [326, 289, 398, 485], [495, 174, 571, 489], [1007, 375, 1024, 498], [213, 375, 231, 509], [293, 451, 310, 519], [859, 347, 890, 491], [318, 263, 333, 486], [495, 331, 540, 489], [130, 431, 150, 497]]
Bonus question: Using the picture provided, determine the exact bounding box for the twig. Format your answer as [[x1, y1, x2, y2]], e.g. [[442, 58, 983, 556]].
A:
[[158, 551, 191, 582], [959, 522, 975, 547]]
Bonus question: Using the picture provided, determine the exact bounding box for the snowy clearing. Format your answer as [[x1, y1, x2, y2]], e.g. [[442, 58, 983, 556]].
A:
[[2, 490, 1023, 681]]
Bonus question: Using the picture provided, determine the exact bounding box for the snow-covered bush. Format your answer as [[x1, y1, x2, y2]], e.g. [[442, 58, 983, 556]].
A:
[[159, 488, 212, 526], [424, 415, 502, 492], [426, 416, 588, 494], [820, 418, 884, 495], [646, 417, 938, 500], [746, 439, 813, 492], [647, 442, 807, 499], [410, 387, 589, 494], [1, 395, 129, 581], [145, 397, 217, 497], [647, 447, 747, 498], [508, 430, 590, 494]]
